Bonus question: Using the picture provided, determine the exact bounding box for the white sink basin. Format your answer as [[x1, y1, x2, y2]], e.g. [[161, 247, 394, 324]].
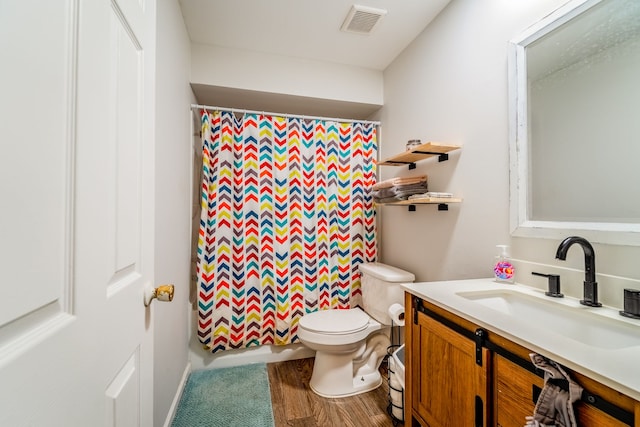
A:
[[456, 289, 640, 350]]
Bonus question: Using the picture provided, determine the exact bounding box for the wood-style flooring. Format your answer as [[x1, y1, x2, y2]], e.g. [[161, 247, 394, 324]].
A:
[[267, 357, 399, 427]]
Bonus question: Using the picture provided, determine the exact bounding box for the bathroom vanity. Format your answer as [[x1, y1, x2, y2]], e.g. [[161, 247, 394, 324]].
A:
[[403, 279, 640, 427]]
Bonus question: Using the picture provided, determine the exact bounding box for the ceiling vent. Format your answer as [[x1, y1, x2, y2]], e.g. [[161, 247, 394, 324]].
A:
[[340, 5, 387, 35]]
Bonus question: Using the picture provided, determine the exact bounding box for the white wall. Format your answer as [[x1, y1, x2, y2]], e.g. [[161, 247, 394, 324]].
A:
[[378, 0, 640, 306], [191, 42, 384, 106], [154, 1, 193, 425]]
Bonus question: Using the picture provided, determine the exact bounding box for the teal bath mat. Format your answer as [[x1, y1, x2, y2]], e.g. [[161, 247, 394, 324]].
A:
[[172, 363, 275, 427]]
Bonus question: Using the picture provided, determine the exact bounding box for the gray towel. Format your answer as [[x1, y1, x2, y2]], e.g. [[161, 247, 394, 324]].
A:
[[525, 353, 583, 427], [372, 182, 428, 200]]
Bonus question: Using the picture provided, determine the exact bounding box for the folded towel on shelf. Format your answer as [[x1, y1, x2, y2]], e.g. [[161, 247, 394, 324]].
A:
[[408, 192, 454, 199], [371, 182, 427, 203], [525, 353, 583, 427], [373, 175, 427, 190], [372, 183, 429, 200]]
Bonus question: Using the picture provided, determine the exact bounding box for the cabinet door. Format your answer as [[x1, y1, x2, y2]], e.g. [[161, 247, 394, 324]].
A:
[[495, 354, 629, 427], [411, 311, 490, 427], [495, 354, 544, 427]]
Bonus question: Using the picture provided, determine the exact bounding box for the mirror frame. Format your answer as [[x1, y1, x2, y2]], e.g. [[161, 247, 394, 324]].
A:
[[508, 0, 640, 246]]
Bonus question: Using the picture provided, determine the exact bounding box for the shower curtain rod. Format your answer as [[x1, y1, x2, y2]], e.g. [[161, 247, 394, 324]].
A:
[[190, 103, 381, 126]]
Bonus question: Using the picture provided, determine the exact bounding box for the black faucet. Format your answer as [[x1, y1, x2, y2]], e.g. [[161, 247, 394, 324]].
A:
[[555, 236, 601, 307]]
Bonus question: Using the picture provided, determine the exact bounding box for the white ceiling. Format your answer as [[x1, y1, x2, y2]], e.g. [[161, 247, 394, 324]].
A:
[[179, 0, 451, 118], [178, 0, 451, 71]]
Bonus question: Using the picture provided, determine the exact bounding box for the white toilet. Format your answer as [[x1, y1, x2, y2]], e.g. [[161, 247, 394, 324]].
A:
[[298, 262, 415, 398]]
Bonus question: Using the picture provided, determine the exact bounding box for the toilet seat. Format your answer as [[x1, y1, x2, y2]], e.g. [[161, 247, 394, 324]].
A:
[[297, 308, 381, 349], [299, 309, 369, 335]]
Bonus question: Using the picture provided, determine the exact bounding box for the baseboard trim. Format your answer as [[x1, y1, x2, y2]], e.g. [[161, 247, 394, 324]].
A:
[[189, 339, 316, 371], [163, 362, 191, 427]]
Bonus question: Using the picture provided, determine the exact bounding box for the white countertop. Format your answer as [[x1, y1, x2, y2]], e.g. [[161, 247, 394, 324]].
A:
[[402, 278, 640, 401]]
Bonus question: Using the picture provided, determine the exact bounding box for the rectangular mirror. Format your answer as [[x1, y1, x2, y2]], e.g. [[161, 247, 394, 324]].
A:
[[509, 0, 640, 245]]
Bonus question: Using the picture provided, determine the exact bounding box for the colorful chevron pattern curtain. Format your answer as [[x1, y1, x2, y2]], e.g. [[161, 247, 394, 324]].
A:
[[196, 110, 378, 353]]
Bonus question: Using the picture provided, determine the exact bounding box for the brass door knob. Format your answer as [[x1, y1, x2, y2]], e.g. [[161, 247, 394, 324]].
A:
[[144, 284, 174, 306]]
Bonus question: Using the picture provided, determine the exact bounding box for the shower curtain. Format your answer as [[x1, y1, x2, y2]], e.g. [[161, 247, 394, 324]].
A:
[[196, 110, 377, 353]]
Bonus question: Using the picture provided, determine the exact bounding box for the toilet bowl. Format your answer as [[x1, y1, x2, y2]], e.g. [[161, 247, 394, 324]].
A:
[[297, 262, 415, 398]]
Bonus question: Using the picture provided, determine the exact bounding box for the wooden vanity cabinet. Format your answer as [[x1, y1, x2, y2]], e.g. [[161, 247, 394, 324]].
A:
[[405, 293, 640, 427]]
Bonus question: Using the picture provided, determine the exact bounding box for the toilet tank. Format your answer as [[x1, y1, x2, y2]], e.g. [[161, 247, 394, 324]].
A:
[[358, 262, 415, 325]]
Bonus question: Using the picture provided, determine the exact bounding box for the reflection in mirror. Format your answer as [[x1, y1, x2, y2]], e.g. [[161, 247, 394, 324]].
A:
[[509, 0, 640, 245]]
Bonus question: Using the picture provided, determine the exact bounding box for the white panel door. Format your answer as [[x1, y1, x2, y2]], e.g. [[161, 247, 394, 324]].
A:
[[0, 0, 156, 426]]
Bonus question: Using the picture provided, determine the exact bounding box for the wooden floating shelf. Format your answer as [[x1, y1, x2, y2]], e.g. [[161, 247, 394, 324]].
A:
[[378, 197, 462, 206], [379, 142, 461, 167], [376, 197, 461, 211]]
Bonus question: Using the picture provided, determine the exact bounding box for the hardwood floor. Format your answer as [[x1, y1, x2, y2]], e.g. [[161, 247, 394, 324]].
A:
[[267, 357, 400, 427]]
